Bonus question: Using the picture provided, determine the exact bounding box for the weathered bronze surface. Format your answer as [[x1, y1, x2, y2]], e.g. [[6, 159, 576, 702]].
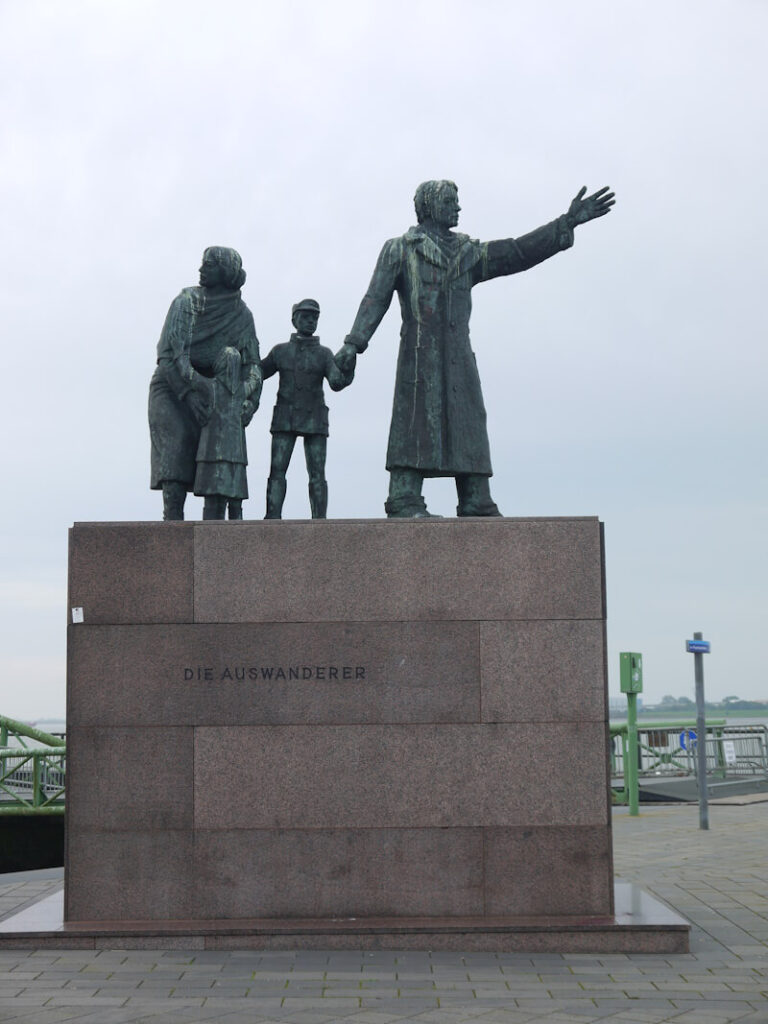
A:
[[261, 299, 354, 519], [148, 247, 261, 520], [193, 346, 249, 520], [336, 182, 615, 517]]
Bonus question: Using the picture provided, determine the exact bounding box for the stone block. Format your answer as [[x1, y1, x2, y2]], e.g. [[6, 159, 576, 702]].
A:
[[67, 621, 480, 727], [193, 828, 484, 919], [66, 830, 194, 921], [484, 826, 613, 916], [65, 727, 193, 832], [193, 723, 608, 831], [480, 620, 606, 723], [193, 518, 604, 623], [68, 523, 194, 625], [67, 626, 195, 728]]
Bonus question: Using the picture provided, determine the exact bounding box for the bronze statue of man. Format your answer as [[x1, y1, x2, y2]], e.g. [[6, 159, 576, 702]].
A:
[[336, 181, 615, 518]]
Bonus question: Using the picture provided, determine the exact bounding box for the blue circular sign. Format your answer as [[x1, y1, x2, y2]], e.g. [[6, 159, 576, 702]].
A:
[[680, 728, 697, 751]]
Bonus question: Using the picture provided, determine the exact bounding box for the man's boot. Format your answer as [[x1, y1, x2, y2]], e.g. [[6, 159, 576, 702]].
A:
[[384, 493, 432, 517], [162, 481, 186, 521], [456, 474, 502, 517], [265, 476, 286, 519], [203, 495, 227, 520], [385, 467, 435, 518], [228, 499, 243, 520], [308, 479, 328, 519]]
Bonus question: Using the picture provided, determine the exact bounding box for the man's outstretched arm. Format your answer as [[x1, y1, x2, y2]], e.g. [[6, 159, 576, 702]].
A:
[[480, 184, 615, 281]]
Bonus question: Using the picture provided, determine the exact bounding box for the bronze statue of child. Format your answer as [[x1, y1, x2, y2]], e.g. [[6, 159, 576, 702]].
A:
[[193, 346, 250, 519], [261, 298, 354, 519]]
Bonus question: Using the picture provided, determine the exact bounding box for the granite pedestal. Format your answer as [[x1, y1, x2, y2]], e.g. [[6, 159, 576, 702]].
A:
[[58, 518, 688, 952]]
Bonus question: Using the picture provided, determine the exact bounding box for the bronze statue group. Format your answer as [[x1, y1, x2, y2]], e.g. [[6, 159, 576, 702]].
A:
[[149, 261, 350, 521], [149, 181, 614, 521]]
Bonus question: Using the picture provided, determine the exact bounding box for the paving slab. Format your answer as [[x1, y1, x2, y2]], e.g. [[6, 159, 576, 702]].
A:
[[1, 803, 767, 1022]]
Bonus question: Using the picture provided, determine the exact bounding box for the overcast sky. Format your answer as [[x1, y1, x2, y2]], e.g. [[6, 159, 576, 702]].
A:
[[1, 0, 766, 718]]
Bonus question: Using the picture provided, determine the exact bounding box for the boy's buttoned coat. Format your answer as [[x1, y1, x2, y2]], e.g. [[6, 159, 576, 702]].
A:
[[261, 335, 350, 436]]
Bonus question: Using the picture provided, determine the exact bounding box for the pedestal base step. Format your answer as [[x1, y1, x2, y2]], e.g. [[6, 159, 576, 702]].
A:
[[0, 883, 688, 953]]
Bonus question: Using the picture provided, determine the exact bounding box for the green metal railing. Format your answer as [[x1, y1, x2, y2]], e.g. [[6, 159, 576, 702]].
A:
[[609, 719, 768, 812], [0, 715, 66, 816]]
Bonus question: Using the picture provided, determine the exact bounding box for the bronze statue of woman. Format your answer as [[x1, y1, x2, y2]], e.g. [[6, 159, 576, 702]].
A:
[[148, 247, 262, 520]]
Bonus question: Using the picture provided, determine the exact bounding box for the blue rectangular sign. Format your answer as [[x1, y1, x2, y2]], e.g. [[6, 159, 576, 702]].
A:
[[686, 639, 711, 654]]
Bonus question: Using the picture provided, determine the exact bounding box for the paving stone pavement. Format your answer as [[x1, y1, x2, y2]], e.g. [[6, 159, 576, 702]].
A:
[[0, 805, 767, 1023]]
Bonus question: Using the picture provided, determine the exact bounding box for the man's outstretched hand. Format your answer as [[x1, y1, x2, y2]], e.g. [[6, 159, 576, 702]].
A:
[[335, 341, 358, 375], [566, 186, 615, 229]]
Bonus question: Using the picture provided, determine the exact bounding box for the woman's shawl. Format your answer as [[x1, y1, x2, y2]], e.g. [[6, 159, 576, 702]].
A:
[[156, 286, 260, 399]]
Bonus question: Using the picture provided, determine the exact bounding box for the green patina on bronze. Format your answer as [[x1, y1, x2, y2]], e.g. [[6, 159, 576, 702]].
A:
[[261, 299, 355, 520], [148, 247, 262, 521], [336, 181, 615, 518]]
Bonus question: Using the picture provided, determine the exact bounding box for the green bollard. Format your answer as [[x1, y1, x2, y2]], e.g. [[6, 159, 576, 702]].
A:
[[626, 692, 639, 815], [620, 653, 643, 816]]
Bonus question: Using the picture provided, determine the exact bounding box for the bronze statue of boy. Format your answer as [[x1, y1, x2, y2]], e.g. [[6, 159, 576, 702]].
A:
[[261, 299, 354, 519]]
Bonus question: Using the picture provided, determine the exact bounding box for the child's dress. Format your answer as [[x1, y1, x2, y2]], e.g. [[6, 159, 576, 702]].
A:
[[194, 348, 248, 500]]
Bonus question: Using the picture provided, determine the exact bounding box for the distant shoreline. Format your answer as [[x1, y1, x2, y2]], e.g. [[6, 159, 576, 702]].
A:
[[610, 709, 768, 724]]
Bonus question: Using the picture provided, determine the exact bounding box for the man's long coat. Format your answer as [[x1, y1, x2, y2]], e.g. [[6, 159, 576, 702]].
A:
[[345, 217, 574, 476]]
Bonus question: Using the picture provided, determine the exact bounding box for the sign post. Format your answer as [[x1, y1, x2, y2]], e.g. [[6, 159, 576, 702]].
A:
[[619, 652, 643, 816], [686, 632, 711, 830]]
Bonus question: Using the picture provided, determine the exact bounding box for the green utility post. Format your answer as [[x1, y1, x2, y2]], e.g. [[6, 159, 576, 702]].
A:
[[620, 652, 643, 815], [686, 632, 711, 830]]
